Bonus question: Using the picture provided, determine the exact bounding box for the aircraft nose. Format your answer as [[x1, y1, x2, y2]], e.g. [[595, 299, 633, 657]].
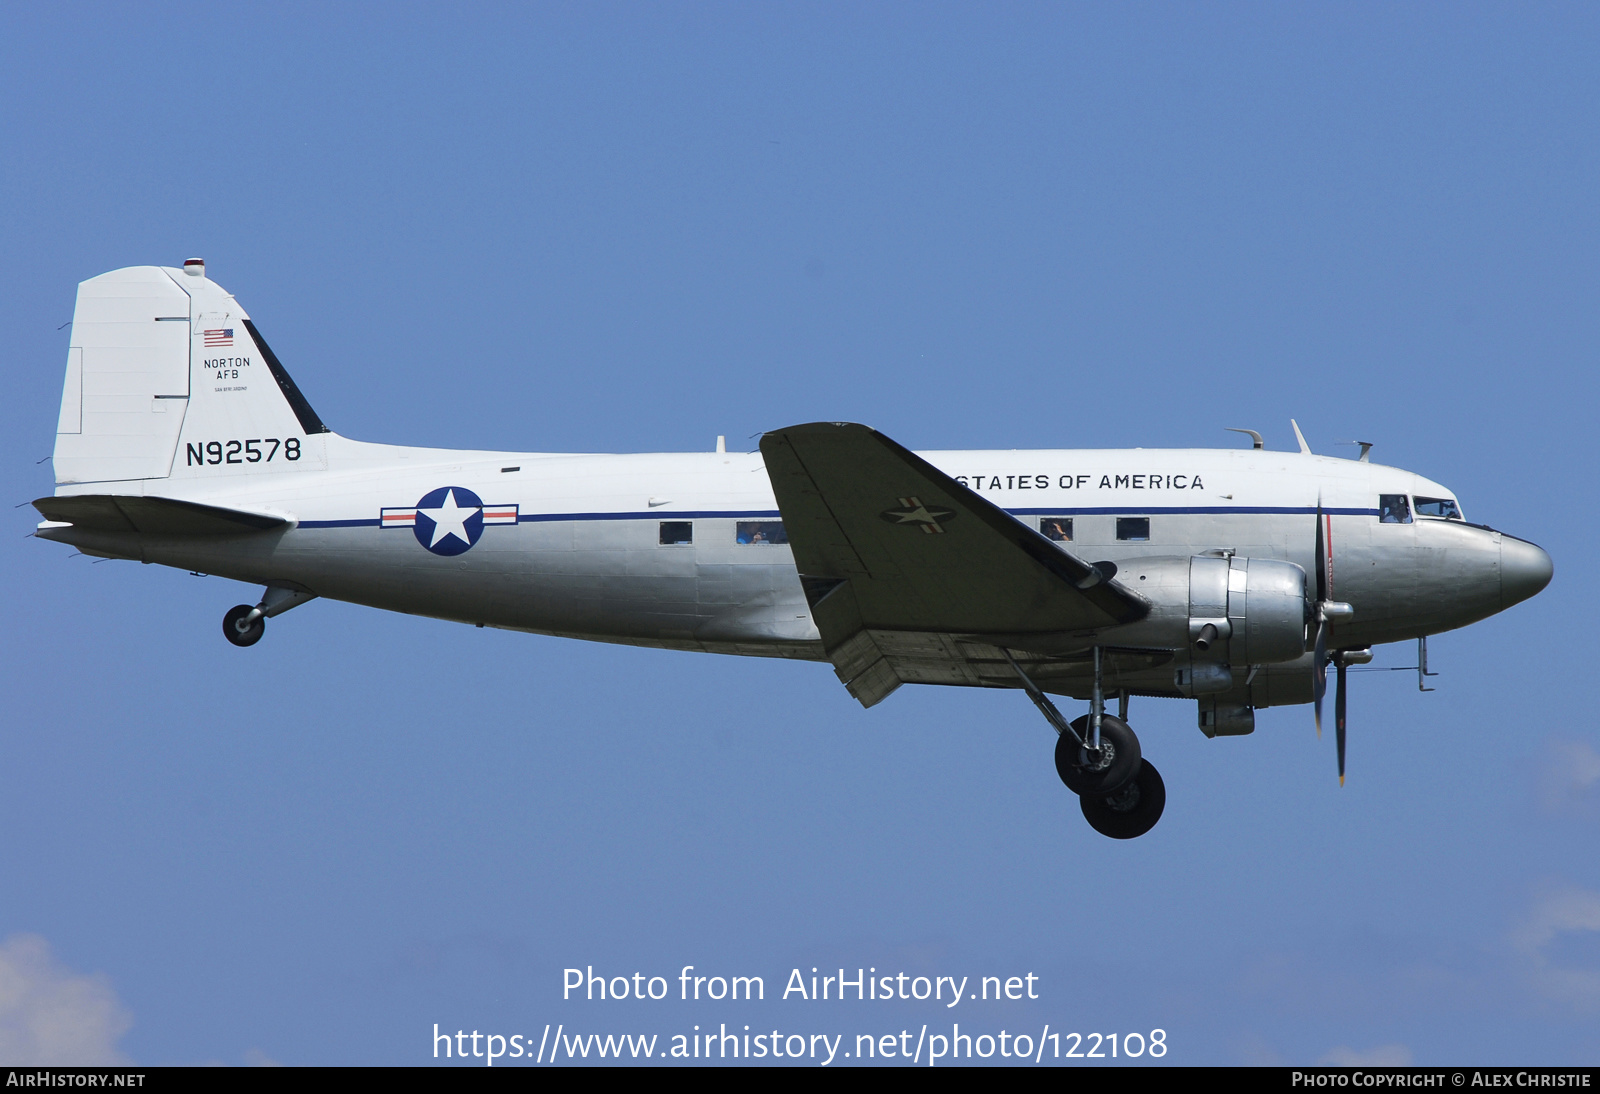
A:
[[1501, 535, 1553, 609]]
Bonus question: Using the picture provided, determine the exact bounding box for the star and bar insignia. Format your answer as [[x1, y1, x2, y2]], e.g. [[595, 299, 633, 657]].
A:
[[381, 486, 518, 556], [878, 496, 956, 534]]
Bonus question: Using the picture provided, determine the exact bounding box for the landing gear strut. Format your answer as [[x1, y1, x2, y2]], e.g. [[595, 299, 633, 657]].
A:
[[222, 585, 317, 647], [1006, 647, 1166, 840]]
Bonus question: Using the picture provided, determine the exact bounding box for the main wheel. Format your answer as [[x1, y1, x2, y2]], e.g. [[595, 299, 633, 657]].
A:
[[1080, 759, 1166, 839], [223, 604, 265, 647], [1055, 714, 1141, 798]]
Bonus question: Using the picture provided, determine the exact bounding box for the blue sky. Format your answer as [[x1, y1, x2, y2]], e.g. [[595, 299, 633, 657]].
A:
[[1, 2, 1596, 1066]]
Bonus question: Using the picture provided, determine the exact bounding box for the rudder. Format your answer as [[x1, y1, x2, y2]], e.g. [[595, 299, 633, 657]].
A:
[[54, 266, 193, 484]]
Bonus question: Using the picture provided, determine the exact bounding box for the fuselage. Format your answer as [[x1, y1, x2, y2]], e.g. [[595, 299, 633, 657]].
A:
[[43, 433, 1550, 706]]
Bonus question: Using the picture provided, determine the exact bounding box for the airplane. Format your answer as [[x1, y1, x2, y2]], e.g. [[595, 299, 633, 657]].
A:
[[32, 261, 1554, 839]]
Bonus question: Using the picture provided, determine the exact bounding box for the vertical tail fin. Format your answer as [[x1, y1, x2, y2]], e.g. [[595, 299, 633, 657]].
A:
[[53, 262, 330, 486]]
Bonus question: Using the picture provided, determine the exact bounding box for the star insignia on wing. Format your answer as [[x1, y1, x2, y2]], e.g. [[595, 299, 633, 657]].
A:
[[879, 496, 957, 534]]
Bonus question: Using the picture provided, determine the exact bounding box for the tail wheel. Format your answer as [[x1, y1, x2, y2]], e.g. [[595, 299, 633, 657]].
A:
[[1055, 714, 1141, 798], [1080, 759, 1166, 839], [223, 604, 265, 647]]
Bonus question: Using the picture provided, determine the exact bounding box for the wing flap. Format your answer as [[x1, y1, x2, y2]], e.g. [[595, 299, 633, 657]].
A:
[[34, 494, 290, 536]]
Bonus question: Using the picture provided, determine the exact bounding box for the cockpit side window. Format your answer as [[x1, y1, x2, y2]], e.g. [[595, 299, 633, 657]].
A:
[[1414, 496, 1462, 520], [1378, 495, 1412, 524]]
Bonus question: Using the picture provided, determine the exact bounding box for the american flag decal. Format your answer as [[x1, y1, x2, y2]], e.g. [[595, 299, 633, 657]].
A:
[[203, 328, 234, 347]]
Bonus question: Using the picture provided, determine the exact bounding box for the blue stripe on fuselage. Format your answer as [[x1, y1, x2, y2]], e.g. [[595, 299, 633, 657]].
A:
[[294, 505, 1376, 529]]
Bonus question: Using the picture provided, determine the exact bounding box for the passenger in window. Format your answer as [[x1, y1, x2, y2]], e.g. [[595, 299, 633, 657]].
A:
[[1041, 519, 1072, 542], [737, 520, 784, 545], [1378, 495, 1412, 524]]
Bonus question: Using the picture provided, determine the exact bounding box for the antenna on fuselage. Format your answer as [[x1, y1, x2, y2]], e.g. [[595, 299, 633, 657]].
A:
[[1225, 428, 1263, 449], [1290, 419, 1312, 455], [1335, 440, 1375, 462]]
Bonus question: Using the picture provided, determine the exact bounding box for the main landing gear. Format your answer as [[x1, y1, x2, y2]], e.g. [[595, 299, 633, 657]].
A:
[[222, 585, 317, 647], [1006, 648, 1166, 840]]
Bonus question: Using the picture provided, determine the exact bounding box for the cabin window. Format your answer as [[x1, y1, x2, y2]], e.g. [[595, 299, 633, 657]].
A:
[[1414, 496, 1462, 520], [1116, 517, 1149, 541], [658, 521, 693, 545], [1378, 495, 1412, 524], [1038, 517, 1074, 542], [736, 520, 787, 545]]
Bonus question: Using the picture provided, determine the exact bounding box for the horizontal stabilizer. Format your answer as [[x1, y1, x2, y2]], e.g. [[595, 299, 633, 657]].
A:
[[33, 494, 289, 536]]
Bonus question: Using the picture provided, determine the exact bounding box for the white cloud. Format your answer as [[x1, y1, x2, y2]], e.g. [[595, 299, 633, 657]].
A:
[[1320, 1043, 1414, 1066], [1539, 739, 1600, 812], [1513, 884, 1600, 1009], [0, 934, 132, 1065]]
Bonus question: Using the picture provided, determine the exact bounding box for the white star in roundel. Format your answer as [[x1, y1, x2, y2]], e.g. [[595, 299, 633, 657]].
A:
[[417, 488, 481, 549], [888, 501, 939, 525]]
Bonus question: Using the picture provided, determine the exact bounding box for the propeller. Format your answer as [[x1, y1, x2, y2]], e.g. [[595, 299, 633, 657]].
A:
[[1311, 497, 1329, 737], [1335, 656, 1348, 786], [1309, 495, 1355, 782]]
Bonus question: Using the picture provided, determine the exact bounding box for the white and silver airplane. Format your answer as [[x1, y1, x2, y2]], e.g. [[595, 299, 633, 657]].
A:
[[34, 261, 1554, 839]]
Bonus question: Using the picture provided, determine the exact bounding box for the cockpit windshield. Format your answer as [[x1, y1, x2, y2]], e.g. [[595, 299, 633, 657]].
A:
[[1414, 496, 1462, 520]]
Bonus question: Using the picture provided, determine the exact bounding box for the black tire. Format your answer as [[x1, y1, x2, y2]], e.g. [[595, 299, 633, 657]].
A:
[[223, 604, 265, 647], [1055, 713, 1141, 798], [1080, 759, 1166, 839]]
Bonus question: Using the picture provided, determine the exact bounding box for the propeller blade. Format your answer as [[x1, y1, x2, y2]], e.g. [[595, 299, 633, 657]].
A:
[[1312, 617, 1326, 738], [1335, 656, 1348, 786], [1311, 495, 1328, 737]]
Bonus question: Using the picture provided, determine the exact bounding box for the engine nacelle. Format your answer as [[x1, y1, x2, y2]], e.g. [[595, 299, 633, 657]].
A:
[[1102, 554, 1310, 669], [1219, 555, 1310, 666]]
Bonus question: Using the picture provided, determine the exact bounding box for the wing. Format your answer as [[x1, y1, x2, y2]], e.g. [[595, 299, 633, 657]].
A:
[[760, 422, 1148, 706], [33, 494, 290, 536]]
